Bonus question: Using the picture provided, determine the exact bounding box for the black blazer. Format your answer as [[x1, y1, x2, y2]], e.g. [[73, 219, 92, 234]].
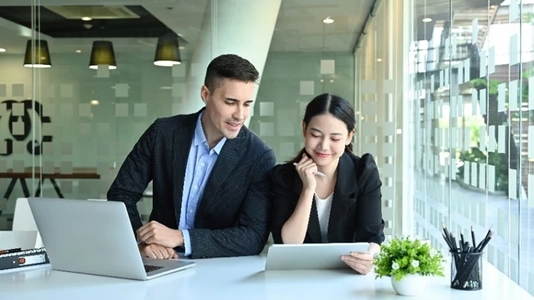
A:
[[269, 152, 385, 245], [107, 109, 276, 258]]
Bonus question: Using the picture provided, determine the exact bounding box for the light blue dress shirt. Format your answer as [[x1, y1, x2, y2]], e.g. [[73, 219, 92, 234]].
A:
[[179, 112, 226, 256]]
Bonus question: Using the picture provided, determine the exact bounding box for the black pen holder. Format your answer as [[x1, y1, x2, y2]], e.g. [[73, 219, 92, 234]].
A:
[[450, 251, 483, 290]]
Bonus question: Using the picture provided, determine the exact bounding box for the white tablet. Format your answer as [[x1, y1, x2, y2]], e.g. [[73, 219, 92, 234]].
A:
[[265, 242, 370, 270]]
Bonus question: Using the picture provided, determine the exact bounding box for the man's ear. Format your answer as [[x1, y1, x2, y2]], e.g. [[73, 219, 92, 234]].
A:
[[200, 85, 210, 104]]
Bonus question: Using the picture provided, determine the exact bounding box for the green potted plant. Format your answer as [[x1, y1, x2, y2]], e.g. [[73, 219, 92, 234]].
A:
[[374, 236, 445, 296]]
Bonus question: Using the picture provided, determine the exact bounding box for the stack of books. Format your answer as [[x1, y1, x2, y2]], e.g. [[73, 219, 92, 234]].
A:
[[0, 247, 49, 271]]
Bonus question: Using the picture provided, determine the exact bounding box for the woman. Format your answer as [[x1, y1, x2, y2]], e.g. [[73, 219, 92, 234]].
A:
[[269, 93, 385, 274]]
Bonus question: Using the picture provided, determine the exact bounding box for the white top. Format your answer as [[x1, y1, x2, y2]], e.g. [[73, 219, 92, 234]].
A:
[[315, 192, 333, 242], [0, 255, 532, 300]]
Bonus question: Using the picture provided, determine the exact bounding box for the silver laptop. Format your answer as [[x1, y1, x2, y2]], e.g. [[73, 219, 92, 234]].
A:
[[265, 242, 369, 270], [27, 197, 196, 280]]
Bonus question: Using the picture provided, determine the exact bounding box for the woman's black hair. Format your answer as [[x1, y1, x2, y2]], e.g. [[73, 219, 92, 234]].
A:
[[288, 93, 356, 164]]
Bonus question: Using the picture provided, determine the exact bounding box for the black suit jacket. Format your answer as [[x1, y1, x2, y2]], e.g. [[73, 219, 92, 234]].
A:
[[107, 109, 276, 258], [269, 152, 385, 244]]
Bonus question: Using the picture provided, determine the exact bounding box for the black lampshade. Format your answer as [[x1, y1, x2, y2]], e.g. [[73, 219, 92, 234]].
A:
[[89, 41, 117, 70], [23, 40, 51, 68], [153, 34, 181, 67]]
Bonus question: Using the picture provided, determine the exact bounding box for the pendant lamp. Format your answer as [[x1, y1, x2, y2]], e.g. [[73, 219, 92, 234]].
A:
[[89, 41, 117, 70], [153, 34, 181, 67], [23, 40, 52, 68]]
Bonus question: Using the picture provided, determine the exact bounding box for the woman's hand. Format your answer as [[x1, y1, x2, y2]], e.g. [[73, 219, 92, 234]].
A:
[[341, 252, 374, 274], [294, 154, 318, 192], [341, 242, 381, 274]]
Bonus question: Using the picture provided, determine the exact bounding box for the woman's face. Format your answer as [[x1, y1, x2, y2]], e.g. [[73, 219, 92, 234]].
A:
[[303, 113, 354, 167]]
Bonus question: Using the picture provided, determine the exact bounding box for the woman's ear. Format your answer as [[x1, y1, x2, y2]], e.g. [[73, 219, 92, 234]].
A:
[[301, 121, 307, 137], [347, 129, 356, 144]]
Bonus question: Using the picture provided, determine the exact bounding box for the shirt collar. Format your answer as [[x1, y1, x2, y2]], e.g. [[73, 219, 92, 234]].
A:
[[193, 112, 226, 154]]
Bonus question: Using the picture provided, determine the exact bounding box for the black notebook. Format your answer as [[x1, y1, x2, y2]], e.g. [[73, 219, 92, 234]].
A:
[[0, 248, 49, 271]]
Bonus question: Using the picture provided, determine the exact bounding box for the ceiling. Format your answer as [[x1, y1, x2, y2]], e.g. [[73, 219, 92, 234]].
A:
[[271, 0, 374, 52], [0, 0, 205, 56], [0, 0, 518, 58], [0, 0, 376, 57], [0, 5, 174, 38], [414, 0, 505, 41]]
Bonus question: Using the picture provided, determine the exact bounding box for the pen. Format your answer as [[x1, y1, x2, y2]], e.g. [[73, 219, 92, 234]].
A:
[[0, 247, 22, 255], [471, 226, 476, 250], [292, 163, 326, 177], [450, 233, 458, 252]]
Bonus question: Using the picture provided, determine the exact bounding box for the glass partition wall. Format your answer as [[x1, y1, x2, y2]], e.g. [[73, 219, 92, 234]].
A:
[[409, 0, 534, 295], [0, 1, 201, 228], [0, 1, 368, 237]]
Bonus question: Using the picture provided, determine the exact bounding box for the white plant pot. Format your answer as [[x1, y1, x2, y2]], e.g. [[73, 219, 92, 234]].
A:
[[391, 274, 427, 296]]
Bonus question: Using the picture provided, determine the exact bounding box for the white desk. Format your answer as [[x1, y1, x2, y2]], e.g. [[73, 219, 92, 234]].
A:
[[0, 256, 531, 300]]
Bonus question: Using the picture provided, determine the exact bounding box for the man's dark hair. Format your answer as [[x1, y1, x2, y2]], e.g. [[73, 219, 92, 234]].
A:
[[204, 54, 259, 92]]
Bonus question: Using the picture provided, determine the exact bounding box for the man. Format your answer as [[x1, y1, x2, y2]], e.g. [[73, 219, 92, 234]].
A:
[[107, 54, 276, 259]]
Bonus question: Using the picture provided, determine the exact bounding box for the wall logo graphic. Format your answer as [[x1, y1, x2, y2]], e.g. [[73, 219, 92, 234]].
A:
[[0, 99, 52, 156]]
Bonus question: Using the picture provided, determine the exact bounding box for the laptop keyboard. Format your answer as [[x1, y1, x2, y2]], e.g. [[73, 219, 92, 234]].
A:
[[144, 264, 163, 273]]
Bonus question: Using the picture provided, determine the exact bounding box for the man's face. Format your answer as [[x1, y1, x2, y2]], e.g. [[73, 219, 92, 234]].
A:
[[201, 78, 255, 146]]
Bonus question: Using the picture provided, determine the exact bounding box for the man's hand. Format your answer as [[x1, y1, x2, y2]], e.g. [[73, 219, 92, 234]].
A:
[[136, 221, 184, 248], [138, 243, 178, 260]]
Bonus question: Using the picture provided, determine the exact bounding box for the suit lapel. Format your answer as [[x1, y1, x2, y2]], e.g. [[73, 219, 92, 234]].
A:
[[172, 112, 200, 225], [195, 128, 247, 221], [327, 153, 358, 242]]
